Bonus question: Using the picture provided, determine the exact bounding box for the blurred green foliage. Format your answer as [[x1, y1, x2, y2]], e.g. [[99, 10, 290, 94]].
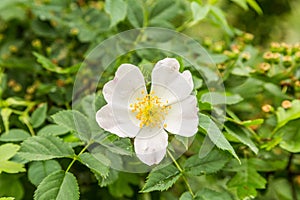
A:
[[0, 0, 300, 200]]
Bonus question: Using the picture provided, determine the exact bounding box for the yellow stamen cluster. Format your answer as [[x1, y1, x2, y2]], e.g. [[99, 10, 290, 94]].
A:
[[130, 91, 171, 128]]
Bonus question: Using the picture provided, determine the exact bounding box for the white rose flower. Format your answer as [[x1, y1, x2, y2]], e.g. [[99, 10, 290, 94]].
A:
[[96, 58, 199, 166]]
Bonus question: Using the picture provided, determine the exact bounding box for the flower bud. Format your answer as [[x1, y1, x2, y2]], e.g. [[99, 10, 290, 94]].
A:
[[212, 41, 224, 53], [282, 55, 293, 67], [223, 50, 238, 59], [272, 53, 281, 64], [9, 45, 18, 53], [8, 79, 16, 87], [241, 52, 251, 62], [203, 37, 212, 47], [243, 33, 254, 43], [70, 28, 79, 36], [294, 80, 300, 92], [46, 47, 52, 55], [263, 52, 273, 62], [12, 83, 22, 92], [259, 62, 271, 72], [295, 51, 300, 63], [281, 100, 292, 109], [32, 39, 42, 49], [262, 104, 273, 113], [280, 42, 292, 55], [270, 42, 281, 52], [293, 43, 300, 53]]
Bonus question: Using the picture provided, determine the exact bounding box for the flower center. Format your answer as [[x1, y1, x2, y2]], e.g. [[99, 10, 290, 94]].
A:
[[130, 91, 171, 128]]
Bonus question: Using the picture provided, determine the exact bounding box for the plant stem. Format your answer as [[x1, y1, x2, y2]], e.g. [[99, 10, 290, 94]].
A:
[[287, 153, 298, 200], [65, 141, 93, 173], [167, 149, 195, 198]]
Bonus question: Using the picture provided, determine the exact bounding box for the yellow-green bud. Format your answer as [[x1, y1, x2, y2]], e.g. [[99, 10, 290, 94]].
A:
[[203, 37, 212, 47], [32, 39, 42, 49], [282, 55, 293, 67], [241, 52, 251, 61], [9, 45, 18, 53], [259, 62, 271, 72], [243, 33, 254, 43], [270, 42, 281, 52]]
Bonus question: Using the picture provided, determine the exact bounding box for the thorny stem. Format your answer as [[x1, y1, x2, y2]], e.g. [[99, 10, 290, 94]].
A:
[[66, 141, 93, 173], [167, 149, 195, 198]]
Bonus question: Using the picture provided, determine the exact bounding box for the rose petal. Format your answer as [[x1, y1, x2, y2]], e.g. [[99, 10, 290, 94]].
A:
[[134, 127, 168, 166], [151, 58, 194, 104], [96, 104, 139, 138], [103, 64, 147, 104], [98, 64, 147, 136], [164, 95, 199, 137]]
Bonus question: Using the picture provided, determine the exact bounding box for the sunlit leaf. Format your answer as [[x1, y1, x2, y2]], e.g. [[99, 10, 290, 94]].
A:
[[105, 0, 127, 27]]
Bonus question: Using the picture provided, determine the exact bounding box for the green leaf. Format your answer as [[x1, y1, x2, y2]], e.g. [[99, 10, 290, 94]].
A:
[[201, 92, 243, 105], [274, 100, 300, 133], [230, 0, 248, 10], [149, 0, 179, 27], [199, 113, 239, 162], [108, 173, 140, 198], [179, 192, 193, 200], [33, 52, 80, 74], [239, 118, 264, 127], [227, 161, 266, 199], [127, 0, 144, 28], [246, 0, 263, 15], [0, 197, 15, 200], [34, 171, 79, 200], [193, 76, 203, 90], [0, 143, 20, 161], [51, 110, 91, 142], [18, 136, 75, 161], [224, 123, 258, 154], [175, 135, 190, 150], [94, 168, 119, 187], [30, 103, 47, 128], [196, 188, 232, 200], [184, 148, 230, 175], [0, 0, 26, 21], [0, 174, 24, 200], [141, 165, 181, 193], [262, 178, 295, 200], [248, 158, 286, 172], [105, 0, 127, 27], [278, 119, 300, 153], [0, 129, 30, 142], [209, 6, 233, 36], [101, 137, 134, 156], [0, 160, 25, 174], [28, 160, 62, 186], [79, 153, 110, 178], [80, 94, 97, 120], [263, 83, 290, 100], [191, 2, 210, 22], [37, 124, 70, 136]]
